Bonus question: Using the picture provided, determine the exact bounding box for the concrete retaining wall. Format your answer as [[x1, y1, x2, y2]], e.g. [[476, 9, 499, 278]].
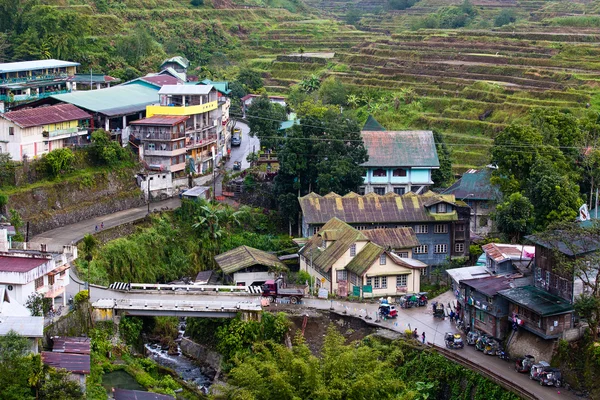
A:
[[180, 337, 222, 380]]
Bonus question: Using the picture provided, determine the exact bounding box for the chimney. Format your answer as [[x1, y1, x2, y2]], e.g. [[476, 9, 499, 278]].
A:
[[0, 229, 8, 252]]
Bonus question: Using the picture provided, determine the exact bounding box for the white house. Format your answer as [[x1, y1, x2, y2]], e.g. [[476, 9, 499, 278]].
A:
[[0, 103, 90, 160], [0, 229, 75, 307], [299, 218, 427, 297]]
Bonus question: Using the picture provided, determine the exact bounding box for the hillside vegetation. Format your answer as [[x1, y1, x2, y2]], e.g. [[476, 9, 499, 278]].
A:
[[2, 0, 600, 170]]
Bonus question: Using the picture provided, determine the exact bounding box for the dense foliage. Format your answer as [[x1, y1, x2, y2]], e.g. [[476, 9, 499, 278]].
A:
[[247, 94, 288, 149], [77, 200, 295, 285]]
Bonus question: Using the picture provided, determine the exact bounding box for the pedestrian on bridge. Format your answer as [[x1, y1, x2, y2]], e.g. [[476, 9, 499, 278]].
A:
[[421, 331, 426, 344]]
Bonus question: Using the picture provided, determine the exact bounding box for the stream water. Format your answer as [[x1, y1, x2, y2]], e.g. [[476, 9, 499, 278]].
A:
[[144, 327, 211, 392]]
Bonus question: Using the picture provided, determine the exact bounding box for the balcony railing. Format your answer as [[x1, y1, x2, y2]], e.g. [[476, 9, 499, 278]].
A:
[[186, 135, 217, 149], [0, 73, 69, 85], [46, 127, 80, 138], [0, 89, 70, 103], [145, 147, 187, 157]]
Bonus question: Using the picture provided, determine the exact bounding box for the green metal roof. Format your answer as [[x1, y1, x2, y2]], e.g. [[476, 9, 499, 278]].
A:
[[362, 115, 385, 131], [345, 242, 384, 276], [361, 130, 440, 168], [51, 82, 159, 117], [279, 119, 300, 131], [214, 246, 287, 275], [498, 286, 573, 317], [442, 169, 499, 201], [199, 79, 231, 95], [161, 56, 190, 69]]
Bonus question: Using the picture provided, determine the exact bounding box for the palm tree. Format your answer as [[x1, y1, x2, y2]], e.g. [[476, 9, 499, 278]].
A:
[[346, 94, 359, 109]]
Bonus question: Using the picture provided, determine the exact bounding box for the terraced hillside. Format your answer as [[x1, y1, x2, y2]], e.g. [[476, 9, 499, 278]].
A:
[[233, 0, 600, 170]]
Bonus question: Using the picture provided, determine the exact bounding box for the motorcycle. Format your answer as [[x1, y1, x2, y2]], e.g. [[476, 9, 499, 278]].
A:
[[498, 348, 510, 361], [475, 335, 489, 352], [444, 332, 464, 350], [539, 369, 562, 388], [484, 338, 500, 356]]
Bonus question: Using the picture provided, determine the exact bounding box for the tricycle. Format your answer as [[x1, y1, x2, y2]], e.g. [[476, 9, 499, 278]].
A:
[[466, 330, 480, 346], [483, 338, 500, 356], [539, 369, 562, 387], [515, 355, 535, 373], [530, 361, 551, 381], [378, 303, 398, 319], [475, 334, 489, 352], [232, 161, 241, 170], [444, 332, 464, 349], [432, 302, 445, 318]]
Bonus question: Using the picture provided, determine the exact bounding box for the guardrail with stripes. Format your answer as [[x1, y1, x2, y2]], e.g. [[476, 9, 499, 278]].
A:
[[108, 282, 263, 294]]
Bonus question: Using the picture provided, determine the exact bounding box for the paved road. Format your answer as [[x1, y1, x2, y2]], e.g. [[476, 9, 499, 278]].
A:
[[30, 197, 181, 248], [216, 121, 259, 196]]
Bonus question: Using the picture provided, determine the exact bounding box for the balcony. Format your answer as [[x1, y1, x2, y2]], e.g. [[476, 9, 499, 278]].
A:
[[0, 89, 70, 103], [145, 147, 187, 157], [170, 162, 186, 173], [0, 73, 69, 85], [146, 101, 218, 117], [186, 135, 217, 150]]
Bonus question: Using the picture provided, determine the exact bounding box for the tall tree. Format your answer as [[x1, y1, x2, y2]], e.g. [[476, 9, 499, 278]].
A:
[[237, 68, 263, 91], [247, 95, 287, 149], [431, 130, 453, 188], [494, 192, 534, 243]]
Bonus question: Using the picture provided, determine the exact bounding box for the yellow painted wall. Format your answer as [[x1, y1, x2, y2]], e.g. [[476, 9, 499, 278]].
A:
[[43, 120, 78, 132], [146, 101, 218, 117]]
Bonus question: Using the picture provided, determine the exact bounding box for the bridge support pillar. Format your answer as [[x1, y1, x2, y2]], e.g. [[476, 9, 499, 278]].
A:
[[240, 310, 262, 322]]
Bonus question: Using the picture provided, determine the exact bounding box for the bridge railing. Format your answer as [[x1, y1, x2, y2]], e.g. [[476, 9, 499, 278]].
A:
[[109, 282, 263, 293]]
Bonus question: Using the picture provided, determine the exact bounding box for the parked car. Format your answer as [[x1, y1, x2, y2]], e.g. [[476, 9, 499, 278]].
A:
[[515, 355, 535, 373], [444, 332, 464, 349], [530, 361, 551, 381], [232, 161, 241, 170]]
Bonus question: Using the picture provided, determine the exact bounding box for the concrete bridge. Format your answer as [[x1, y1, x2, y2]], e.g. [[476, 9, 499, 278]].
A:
[[92, 298, 262, 322]]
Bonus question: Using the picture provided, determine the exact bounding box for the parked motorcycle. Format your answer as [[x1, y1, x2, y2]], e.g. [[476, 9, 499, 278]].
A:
[[484, 338, 500, 356], [444, 332, 464, 350], [539, 369, 562, 387], [498, 348, 510, 361], [475, 335, 489, 352]]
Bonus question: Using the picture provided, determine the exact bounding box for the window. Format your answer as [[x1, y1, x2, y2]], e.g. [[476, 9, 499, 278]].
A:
[[437, 203, 447, 213], [455, 243, 465, 253], [414, 225, 428, 234], [35, 277, 44, 290], [373, 276, 381, 289], [414, 245, 428, 254], [397, 275, 408, 287], [312, 226, 319, 235], [421, 268, 427, 276], [455, 224, 465, 232], [381, 276, 387, 289], [397, 252, 409, 258], [476, 309, 485, 322], [148, 143, 155, 151], [545, 270, 550, 287], [361, 169, 367, 177], [366, 277, 372, 287], [434, 244, 448, 254], [380, 253, 386, 265], [434, 224, 448, 234], [350, 244, 356, 257], [358, 187, 365, 195], [373, 187, 386, 195], [336, 270, 347, 282], [8, 127, 14, 136], [393, 187, 406, 195], [48, 274, 55, 286], [393, 168, 407, 177], [373, 169, 387, 177]]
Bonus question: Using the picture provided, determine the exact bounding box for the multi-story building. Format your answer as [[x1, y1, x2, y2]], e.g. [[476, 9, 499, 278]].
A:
[[442, 168, 499, 237], [146, 85, 220, 174], [198, 79, 231, 161], [0, 59, 79, 109], [298, 191, 470, 267], [360, 129, 440, 195], [129, 115, 188, 175], [0, 103, 91, 160]]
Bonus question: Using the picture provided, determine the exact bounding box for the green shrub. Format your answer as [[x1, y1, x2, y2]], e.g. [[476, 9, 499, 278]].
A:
[[74, 290, 90, 306], [190, 0, 203, 6]]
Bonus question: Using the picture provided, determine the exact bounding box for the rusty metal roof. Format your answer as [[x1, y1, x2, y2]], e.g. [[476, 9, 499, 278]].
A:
[[41, 352, 90, 374], [113, 389, 174, 400], [299, 191, 458, 225], [361, 130, 439, 168], [214, 246, 287, 275], [461, 276, 513, 297], [1, 104, 90, 128], [0, 255, 50, 272], [345, 242, 384, 276], [482, 243, 535, 264], [362, 227, 419, 250], [51, 336, 91, 354], [130, 115, 189, 126]]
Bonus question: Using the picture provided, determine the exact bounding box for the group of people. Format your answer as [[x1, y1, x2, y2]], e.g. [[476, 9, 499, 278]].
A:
[[94, 222, 104, 232], [411, 328, 426, 344]]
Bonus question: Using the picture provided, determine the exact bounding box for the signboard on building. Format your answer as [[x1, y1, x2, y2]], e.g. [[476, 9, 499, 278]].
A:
[[353, 286, 361, 297], [318, 288, 329, 299], [363, 285, 373, 293], [338, 280, 348, 297]]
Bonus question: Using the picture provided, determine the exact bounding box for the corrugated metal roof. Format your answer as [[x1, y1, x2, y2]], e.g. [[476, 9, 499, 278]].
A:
[[362, 115, 385, 131], [113, 389, 175, 400], [195, 270, 214, 284], [0, 255, 50, 272], [158, 84, 213, 96], [130, 115, 189, 126], [362, 227, 420, 249], [214, 246, 287, 275], [446, 266, 491, 283], [482, 243, 535, 263], [387, 254, 427, 269], [142, 75, 181, 87], [0, 316, 43, 337], [199, 79, 231, 95], [0, 59, 79, 74], [51, 337, 91, 354], [299, 191, 459, 225], [161, 56, 190, 69], [41, 352, 90, 374], [345, 242, 384, 275], [498, 286, 573, 317], [52, 82, 159, 116], [70, 74, 119, 84], [462, 276, 513, 297], [361, 131, 440, 168], [1, 104, 90, 128], [442, 169, 499, 201], [526, 233, 600, 257]]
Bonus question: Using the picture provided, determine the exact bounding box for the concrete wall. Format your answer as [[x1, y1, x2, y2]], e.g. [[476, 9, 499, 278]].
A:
[[180, 337, 222, 380]]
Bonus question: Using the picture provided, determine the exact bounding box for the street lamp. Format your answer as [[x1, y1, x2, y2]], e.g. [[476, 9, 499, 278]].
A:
[[146, 175, 154, 214], [460, 193, 474, 202]]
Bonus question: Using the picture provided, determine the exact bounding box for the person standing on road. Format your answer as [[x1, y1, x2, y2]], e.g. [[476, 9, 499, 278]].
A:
[[413, 328, 418, 339], [421, 332, 426, 344]]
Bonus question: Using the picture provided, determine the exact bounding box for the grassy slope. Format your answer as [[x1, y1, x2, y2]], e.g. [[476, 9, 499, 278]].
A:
[[65, 0, 600, 171]]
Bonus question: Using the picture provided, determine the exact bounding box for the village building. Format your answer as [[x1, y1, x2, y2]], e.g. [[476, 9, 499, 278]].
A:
[[461, 276, 513, 339], [145, 84, 221, 174], [299, 218, 426, 297], [68, 73, 119, 91], [160, 56, 190, 79], [446, 265, 492, 297], [0, 286, 43, 353], [197, 79, 232, 161], [360, 124, 440, 195], [214, 246, 288, 286], [42, 336, 90, 389], [298, 191, 470, 266], [0, 59, 79, 109], [482, 242, 535, 274], [241, 94, 286, 115], [442, 168, 499, 237], [0, 103, 91, 160]]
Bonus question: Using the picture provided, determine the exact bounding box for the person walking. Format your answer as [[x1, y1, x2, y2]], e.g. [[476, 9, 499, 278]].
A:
[[413, 328, 418, 339], [100, 222, 104, 229], [95, 225, 98, 232], [421, 331, 426, 344]]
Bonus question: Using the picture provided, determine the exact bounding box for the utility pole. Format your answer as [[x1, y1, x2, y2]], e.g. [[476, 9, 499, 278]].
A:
[[90, 68, 92, 90], [147, 175, 153, 214]]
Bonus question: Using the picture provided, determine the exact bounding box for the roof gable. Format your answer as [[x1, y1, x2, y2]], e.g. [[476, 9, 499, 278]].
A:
[[362, 115, 385, 131], [2, 104, 90, 128], [362, 227, 419, 249], [214, 246, 287, 275], [345, 242, 384, 275], [361, 130, 440, 168], [161, 56, 190, 69], [442, 169, 499, 201]]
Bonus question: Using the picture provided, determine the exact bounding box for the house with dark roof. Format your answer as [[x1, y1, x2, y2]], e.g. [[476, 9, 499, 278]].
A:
[[360, 117, 439, 196], [299, 217, 426, 297], [160, 56, 190, 75], [442, 168, 499, 237], [42, 336, 90, 389], [298, 191, 470, 266], [214, 246, 288, 286], [0, 103, 90, 160]]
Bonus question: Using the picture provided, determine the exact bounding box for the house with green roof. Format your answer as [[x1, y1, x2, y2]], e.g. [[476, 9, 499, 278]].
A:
[[214, 245, 288, 286], [160, 56, 190, 75], [299, 217, 426, 297], [442, 168, 500, 237], [298, 191, 471, 266], [360, 117, 440, 196]]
